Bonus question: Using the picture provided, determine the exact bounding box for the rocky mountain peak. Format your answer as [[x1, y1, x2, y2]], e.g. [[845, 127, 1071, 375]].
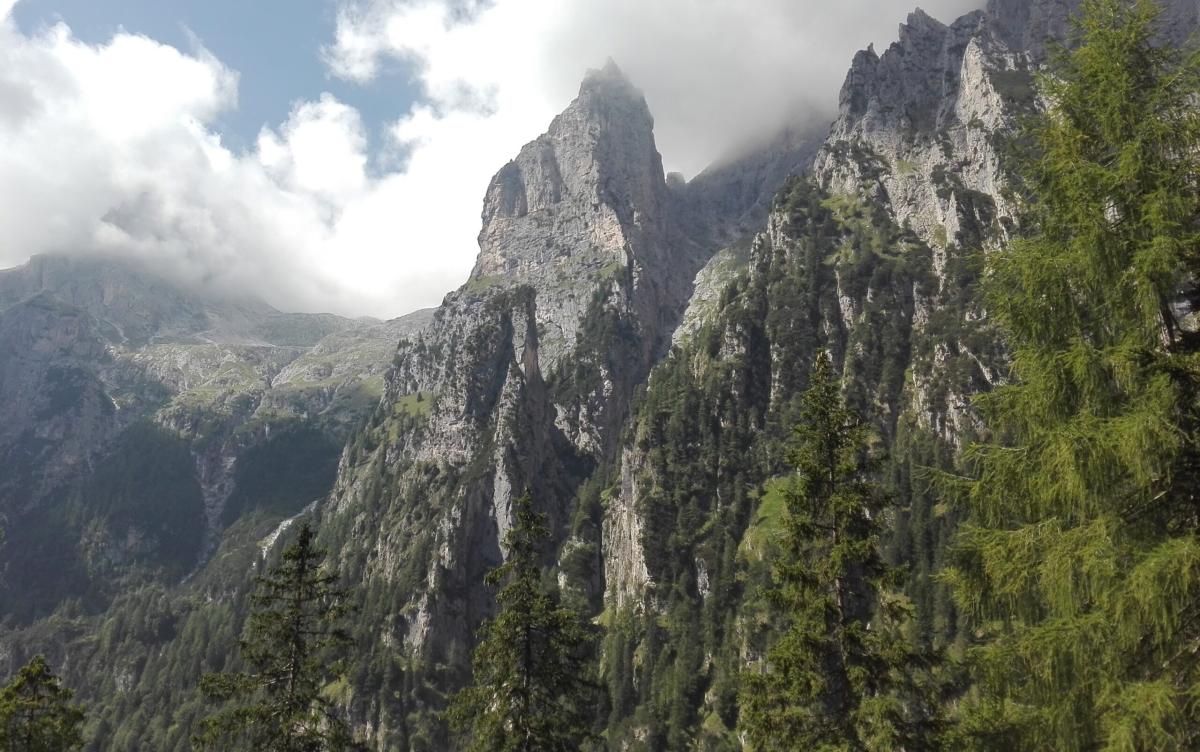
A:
[[466, 59, 698, 378], [903, 7, 947, 36], [473, 59, 664, 285], [576, 58, 644, 107]]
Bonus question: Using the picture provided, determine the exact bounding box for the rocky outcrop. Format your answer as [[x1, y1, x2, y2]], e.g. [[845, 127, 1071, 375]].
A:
[[815, 8, 1023, 261], [470, 60, 705, 379], [602, 446, 653, 610], [817, 0, 1200, 263]]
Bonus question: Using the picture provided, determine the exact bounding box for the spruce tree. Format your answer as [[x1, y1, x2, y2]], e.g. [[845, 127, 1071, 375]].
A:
[[946, 1, 1200, 748], [740, 352, 944, 751], [0, 655, 85, 752], [195, 522, 356, 751], [447, 491, 598, 752]]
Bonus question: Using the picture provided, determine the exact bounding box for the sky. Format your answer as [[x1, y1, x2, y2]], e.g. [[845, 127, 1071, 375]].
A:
[[0, 0, 982, 318]]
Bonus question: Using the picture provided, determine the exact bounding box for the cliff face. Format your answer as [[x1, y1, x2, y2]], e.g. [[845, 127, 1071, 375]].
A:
[[313, 63, 741, 745], [471, 61, 695, 374], [818, 0, 1200, 261], [817, 8, 1023, 265]]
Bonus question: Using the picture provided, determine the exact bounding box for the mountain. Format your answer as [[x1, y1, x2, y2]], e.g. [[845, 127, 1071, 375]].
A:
[[2, 1, 1198, 749], [316, 66, 729, 738], [0, 254, 432, 620]]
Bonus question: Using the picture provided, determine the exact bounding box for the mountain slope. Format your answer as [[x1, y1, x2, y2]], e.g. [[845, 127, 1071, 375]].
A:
[[0, 254, 432, 622]]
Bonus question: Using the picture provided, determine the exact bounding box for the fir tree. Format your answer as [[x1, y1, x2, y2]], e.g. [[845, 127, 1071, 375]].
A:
[[195, 522, 356, 751], [946, 1, 1200, 748], [447, 491, 598, 752], [740, 352, 944, 751], [0, 655, 85, 752]]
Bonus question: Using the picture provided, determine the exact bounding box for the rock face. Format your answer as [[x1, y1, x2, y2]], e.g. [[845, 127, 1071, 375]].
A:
[[807, 0, 1198, 445], [471, 60, 703, 376], [683, 123, 826, 245], [816, 8, 1023, 260]]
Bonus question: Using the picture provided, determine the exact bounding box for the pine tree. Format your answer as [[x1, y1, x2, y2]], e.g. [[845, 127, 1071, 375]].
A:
[[740, 352, 944, 751], [447, 491, 598, 752], [945, 1, 1200, 748], [0, 655, 85, 752], [195, 522, 356, 751]]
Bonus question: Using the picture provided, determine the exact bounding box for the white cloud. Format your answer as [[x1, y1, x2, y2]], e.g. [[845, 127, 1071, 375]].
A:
[[0, 0, 983, 318], [326, 0, 985, 176], [0, 12, 466, 317], [257, 95, 368, 208]]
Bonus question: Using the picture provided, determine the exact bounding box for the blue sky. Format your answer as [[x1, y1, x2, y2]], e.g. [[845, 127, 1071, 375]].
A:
[[11, 0, 420, 153]]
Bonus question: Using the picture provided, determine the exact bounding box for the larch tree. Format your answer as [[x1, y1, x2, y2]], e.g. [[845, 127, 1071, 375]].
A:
[[447, 491, 598, 752], [946, 1, 1200, 748], [195, 522, 356, 751], [740, 352, 945, 751]]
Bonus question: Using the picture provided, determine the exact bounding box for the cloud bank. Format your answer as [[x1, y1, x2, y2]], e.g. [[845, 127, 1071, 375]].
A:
[[0, 0, 981, 318]]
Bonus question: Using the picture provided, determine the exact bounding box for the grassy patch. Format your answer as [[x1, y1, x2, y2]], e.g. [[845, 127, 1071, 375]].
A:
[[933, 225, 949, 248], [465, 274, 506, 295], [738, 477, 790, 563], [394, 391, 433, 418], [599, 260, 627, 280], [820, 193, 864, 222]]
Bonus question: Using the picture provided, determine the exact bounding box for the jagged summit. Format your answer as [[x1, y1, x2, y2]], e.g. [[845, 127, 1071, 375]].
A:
[[472, 59, 661, 277], [464, 59, 696, 374], [905, 7, 942, 28], [578, 58, 643, 102]]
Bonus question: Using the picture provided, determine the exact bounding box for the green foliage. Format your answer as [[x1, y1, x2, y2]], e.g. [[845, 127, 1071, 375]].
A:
[[221, 426, 341, 525], [947, 2, 1200, 748], [393, 391, 433, 419], [447, 491, 599, 752], [739, 353, 946, 750], [739, 478, 789, 563], [195, 523, 356, 751], [85, 421, 206, 575], [0, 655, 85, 752]]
